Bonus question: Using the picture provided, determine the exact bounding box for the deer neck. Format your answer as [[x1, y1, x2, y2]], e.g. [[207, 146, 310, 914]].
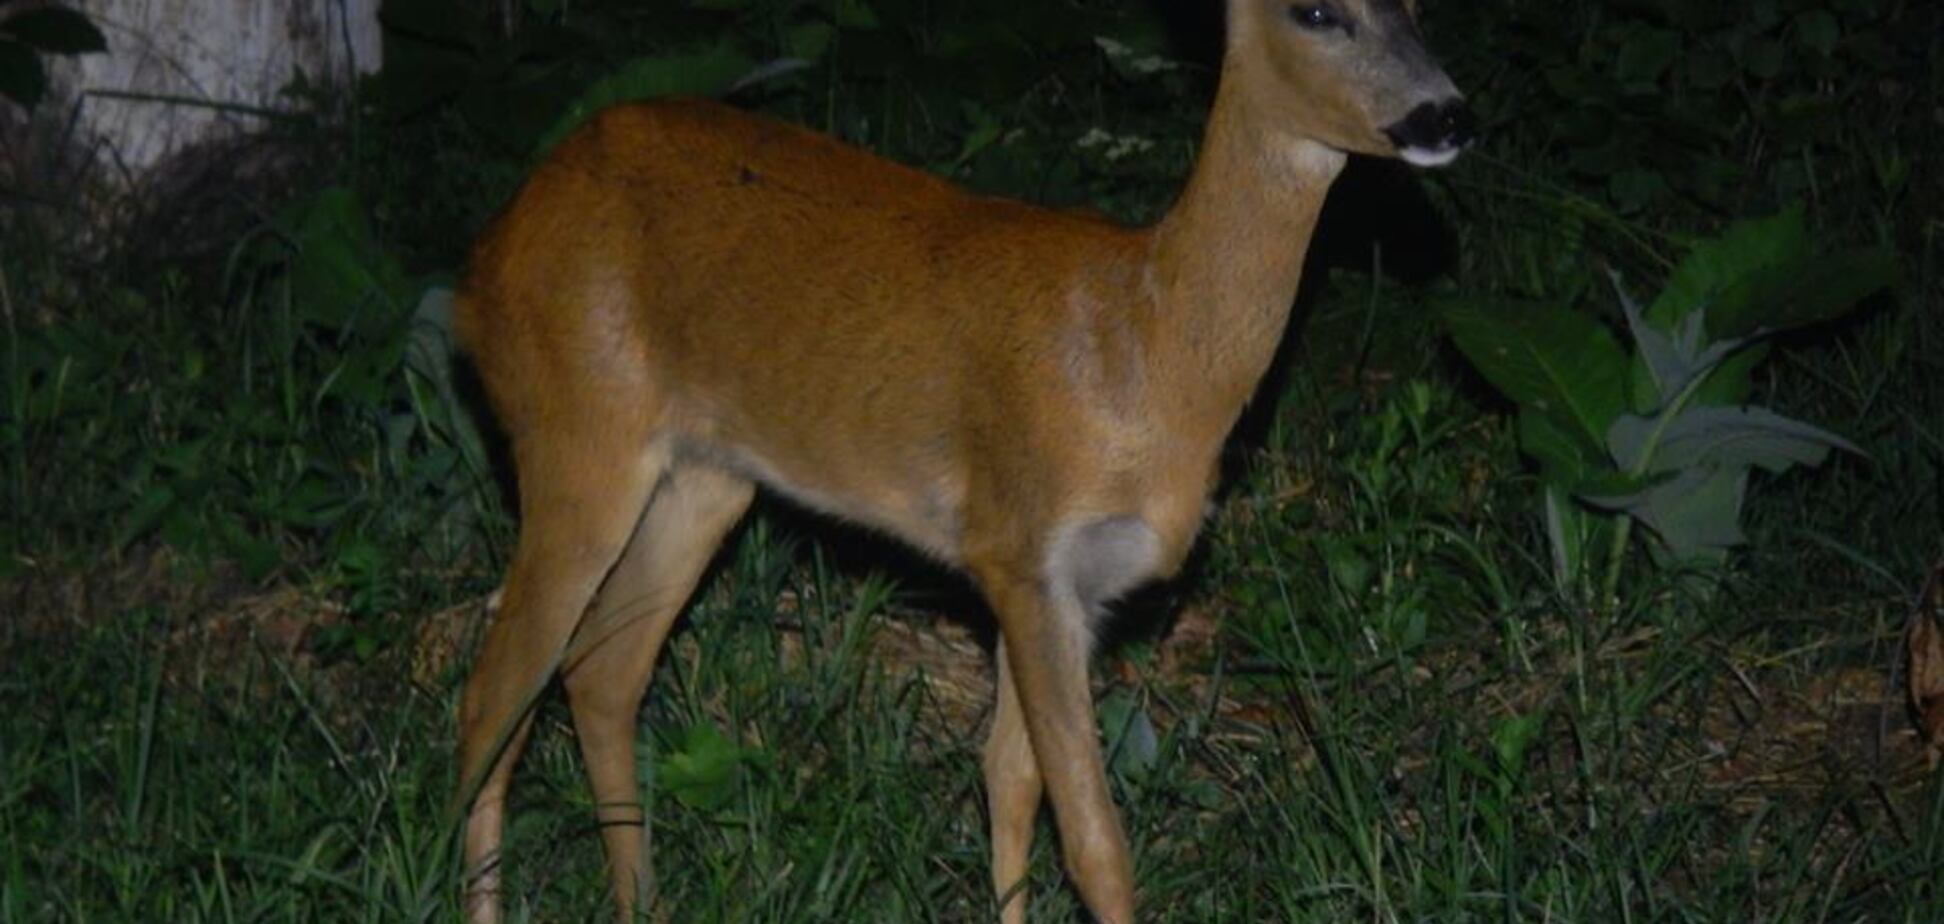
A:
[[1145, 71, 1345, 416]]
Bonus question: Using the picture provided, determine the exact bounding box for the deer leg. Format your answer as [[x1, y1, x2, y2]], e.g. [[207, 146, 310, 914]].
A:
[[978, 573, 1134, 924], [562, 465, 754, 922], [984, 646, 1044, 924], [457, 441, 670, 924]]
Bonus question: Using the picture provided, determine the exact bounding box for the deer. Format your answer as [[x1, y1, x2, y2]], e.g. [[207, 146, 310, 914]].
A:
[[451, 0, 1470, 921]]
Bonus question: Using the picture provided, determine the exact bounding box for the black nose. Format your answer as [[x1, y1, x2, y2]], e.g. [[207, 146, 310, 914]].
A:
[[1384, 99, 1476, 153]]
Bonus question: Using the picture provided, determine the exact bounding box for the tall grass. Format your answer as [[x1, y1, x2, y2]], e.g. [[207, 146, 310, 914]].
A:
[[3, 0, 1940, 920]]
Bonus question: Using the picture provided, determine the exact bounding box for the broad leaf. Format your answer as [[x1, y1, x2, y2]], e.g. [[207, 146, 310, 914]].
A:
[[1518, 407, 1608, 482], [1444, 301, 1628, 449], [1584, 467, 1749, 561], [1614, 271, 1749, 408], [1648, 405, 1861, 473], [276, 189, 413, 336], [834, 0, 880, 30], [1606, 412, 1659, 473], [1686, 342, 1766, 407], [1647, 207, 1806, 330], [1705, 247, 1897, 340], [656, 724, 760, 811]]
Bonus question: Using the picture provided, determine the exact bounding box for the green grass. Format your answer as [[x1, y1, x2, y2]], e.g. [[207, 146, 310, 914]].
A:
[[5, 0, 1943, 920]]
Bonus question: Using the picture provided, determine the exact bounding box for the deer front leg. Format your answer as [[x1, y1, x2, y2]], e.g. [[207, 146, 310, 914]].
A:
[[978, 573, 1134, 924], [984, 646, 1043, 924]]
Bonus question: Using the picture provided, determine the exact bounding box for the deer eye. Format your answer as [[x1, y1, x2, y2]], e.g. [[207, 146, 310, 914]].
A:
[[1289, 4, 1338, 30]]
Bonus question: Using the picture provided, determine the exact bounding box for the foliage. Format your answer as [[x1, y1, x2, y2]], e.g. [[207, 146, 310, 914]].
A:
[[0, 4, 103, 110], [1442, 0, 1927, 218], [0, 0, 1939, 919], [1445, 208, 1893, 599]]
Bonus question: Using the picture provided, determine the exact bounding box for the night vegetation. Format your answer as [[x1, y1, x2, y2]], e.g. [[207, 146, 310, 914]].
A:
[[3, 0, 1940, 920]]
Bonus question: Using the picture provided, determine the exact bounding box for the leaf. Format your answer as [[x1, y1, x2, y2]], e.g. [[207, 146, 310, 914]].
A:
[[1099, 690, 1159, 781], [1613, 271, 1751, 408], [1490, 711, 1546, 775], [0, 39, 46, 109], [2, 7, 106, 54], [1640, 405, 1862, 474], [656, 724, 756, 811], [1518, 407, 1608, 480], [276, 188, 412, 336], [787, 20, 836, 59], [1794, 10, 1838, 57], [1705, 247, 1897, 341], [1317, 536, 1373, 599], [1443, 301, 1629, 449], [1647, 207, 1807, 331], [1686, 343, 1767, 408], [1583, 467, 1749, 561], [113, 485, 178, 551], [532, 46, 756, 155], [834, 0, 879, 30], [1614, 26, 1679, 86], [1544, 486, 1580, 587]]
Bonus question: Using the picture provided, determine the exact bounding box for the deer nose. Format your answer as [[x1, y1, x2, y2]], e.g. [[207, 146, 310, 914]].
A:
[[1384, 99, 1475, 167]]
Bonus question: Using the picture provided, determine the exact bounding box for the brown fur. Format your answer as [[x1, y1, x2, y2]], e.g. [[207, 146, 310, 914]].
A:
[[452, 2, 1464, 921]]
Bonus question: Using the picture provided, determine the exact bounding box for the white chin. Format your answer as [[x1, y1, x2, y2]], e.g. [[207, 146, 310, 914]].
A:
[[1398, 146, 1462, 168]]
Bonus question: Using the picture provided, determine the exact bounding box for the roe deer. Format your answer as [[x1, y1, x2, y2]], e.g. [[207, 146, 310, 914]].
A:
[[453, 1, 1471, 921]]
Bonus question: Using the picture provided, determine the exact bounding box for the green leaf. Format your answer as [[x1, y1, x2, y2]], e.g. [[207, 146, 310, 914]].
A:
[[657, 724, 758, 811], [275, 188, 412, 336], [114, 485, 178, 551], [1544, 486, 1581, 587], [834, 0, 880, 30], [1317, 536, 1373, 599], [1647, 207, 1807, 331], [1584, 467, 1749, 562], [0, 39, 46, 109], [1704, 247, 1896, 341], [1614, 26, 1680, 86], [1518, 407, 1609, 483], [1742, 36, 1785, 79], [1794, 10, 1838, 57], [1099, 690, 1159, 781], [532, 46, 756, 156], [787, 20, 836, 59], [1639, 405, 1861, 474], [2, 7, 106, 54], [1490, 711, 1546, 774], [1686, 343, 1766, 407], [1444, 301, 1629, 449]]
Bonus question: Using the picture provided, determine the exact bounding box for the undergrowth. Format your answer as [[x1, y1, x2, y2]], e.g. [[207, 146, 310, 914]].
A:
[[3, 0, 1941, 921]]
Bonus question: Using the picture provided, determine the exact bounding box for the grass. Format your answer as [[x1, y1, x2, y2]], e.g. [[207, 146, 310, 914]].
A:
[[4, 0, 1943, 920]]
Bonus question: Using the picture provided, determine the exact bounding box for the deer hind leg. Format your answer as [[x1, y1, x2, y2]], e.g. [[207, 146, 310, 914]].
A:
[[561, 464, 754, 922], [984, 646, 1044, 924], [456, 432, 671, 924]]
